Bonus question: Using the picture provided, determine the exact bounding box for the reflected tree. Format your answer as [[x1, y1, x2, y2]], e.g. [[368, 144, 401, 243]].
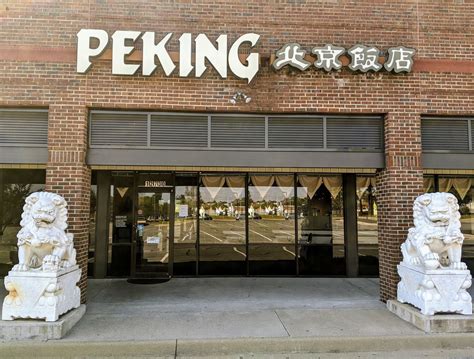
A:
[[1, 184, 32, 236]]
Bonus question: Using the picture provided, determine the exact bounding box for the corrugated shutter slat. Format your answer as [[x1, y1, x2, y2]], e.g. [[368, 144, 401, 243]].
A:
[[268, 117, 323, 148], [151, 115, 208, 147], [0, 111, 48, 145], [211, 116, 265, 148], [90, 113, 147, 146], [326, 117, 382, 150], [422, 118, 470, 151]]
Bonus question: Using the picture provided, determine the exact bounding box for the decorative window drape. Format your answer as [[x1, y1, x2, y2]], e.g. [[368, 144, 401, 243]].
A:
[[438, 177, 472, 200], [297, 175, 343, 199]]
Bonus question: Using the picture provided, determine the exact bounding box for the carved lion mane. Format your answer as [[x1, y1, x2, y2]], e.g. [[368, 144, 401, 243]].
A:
[[401, 192, 466, 270], [13, 192, 76, 272]]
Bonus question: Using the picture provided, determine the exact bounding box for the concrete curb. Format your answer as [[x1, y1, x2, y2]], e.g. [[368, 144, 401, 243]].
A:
[[1, 334, 474, 357]]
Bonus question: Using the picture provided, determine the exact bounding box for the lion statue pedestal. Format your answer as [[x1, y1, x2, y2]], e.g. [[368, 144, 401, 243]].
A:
[[2, 192, 81, 322], [397, 192, 472, 316]]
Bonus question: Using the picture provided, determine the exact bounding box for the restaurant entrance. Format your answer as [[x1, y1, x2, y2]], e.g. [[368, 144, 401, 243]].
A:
[[130, 173, 175, 281], [96, 171, 379, 279]]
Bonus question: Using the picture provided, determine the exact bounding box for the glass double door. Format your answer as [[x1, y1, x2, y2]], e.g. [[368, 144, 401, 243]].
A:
[[132, 188, 174, 278]]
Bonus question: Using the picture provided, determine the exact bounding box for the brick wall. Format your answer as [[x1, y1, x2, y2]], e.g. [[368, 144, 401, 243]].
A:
[[0, 0, 473, 302], [377, 112, 424, 301], [46, 104, 90, 303]]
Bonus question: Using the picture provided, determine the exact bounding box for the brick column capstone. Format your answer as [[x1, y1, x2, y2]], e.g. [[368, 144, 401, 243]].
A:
[[46, 104, 90, 304], [377, 111, 424, 302]]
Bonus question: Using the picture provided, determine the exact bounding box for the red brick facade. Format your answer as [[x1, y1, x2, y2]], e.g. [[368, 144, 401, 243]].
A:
[[1, 1, 473, 303]]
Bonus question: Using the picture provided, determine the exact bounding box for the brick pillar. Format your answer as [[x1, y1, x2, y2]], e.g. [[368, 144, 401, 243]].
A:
[[377, 112, 423, 302], [46, 104, 90, 304]]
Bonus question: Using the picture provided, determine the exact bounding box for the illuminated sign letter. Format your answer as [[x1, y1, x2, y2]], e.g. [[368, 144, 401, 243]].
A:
[[76, 29, 109, 73], [142, 32, 176, 76], [111, 30, 141, 75], [195, 34, 228, 78], [179, 33, 193, 77], [228, 33, 260, 83]]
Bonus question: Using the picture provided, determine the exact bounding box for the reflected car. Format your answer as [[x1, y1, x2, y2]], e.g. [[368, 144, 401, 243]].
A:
[[252, 213, 262, 220], [201, 213, 213, 220]]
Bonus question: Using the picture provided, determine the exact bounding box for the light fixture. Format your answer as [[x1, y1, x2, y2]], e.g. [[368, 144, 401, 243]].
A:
[[229, 91, 252, 104]]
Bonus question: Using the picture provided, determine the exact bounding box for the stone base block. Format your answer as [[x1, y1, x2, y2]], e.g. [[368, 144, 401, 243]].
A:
[[0, 304, 85, 340], [388, 300, 474, 333], [397, 262, 472, 315], [2, 266, 81, 322]]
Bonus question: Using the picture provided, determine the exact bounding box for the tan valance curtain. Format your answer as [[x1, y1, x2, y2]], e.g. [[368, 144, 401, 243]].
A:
[[452, 178, 472, 200], [298, 175, 323, 199], [423, 177, 434, 193], [323, 176, 343, 199], [250, 175, 275, 199], [356, 177, 371, 199], [226, 176, 245, 188], [202, 176, 226, 200], [275, 175, 293, 188], [275, 175, 294, 198], [226, 176, 245, 199], [439, 178, 453, 193]]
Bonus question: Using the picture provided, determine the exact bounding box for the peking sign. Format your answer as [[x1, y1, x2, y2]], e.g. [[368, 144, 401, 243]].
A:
[[76, 29, 415, 83]]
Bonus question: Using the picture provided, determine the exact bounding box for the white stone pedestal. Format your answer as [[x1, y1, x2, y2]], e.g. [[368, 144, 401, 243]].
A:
[[2, 266, 81, 322], [397, 262, 472, 316]]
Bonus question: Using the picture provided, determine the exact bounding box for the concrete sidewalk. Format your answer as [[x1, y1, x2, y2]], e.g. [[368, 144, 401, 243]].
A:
[[1, 278, 474, 357]]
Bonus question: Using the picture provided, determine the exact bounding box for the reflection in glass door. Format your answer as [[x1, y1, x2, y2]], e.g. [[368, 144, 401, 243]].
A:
[[199, 175, 246, 275], [133, 190, 173, 278], [248, 175, 296, 275], [296, 175, 345, 275]]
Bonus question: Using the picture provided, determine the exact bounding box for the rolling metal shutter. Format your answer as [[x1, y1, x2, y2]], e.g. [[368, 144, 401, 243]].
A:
[[268, 117, 323, 148], [211, 116, 265, 148], [326, 117, 382, 150], [422, 118, 470, 151], [0, 110, 48, 146], [151, 115, 208, 148], [90, 112, 147, 147]]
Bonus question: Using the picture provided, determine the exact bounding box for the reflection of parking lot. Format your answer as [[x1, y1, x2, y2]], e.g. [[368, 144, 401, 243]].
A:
[[131, 216, 474, 265]]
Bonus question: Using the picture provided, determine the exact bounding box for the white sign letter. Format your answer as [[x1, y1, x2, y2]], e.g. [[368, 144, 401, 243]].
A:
[[179, 33, 193, 77], [76, 29, 109, 73], [229, 33, 260, 83], [112, 30, 141, 75], [195, 34, 227, 78], [142, 32, 176, 76]]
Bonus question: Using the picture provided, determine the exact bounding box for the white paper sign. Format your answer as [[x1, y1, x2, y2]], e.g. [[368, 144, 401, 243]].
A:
[[146, 236, 161, 244], [178, 205, 189, 218]]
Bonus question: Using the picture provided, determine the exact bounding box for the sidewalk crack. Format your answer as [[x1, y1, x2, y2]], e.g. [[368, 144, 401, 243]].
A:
[[274, 310, 290, 337]]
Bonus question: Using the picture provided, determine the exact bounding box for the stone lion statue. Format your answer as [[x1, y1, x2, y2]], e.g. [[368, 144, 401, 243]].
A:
[[12, 192, 76, 272], [401, 192, 466, 270]]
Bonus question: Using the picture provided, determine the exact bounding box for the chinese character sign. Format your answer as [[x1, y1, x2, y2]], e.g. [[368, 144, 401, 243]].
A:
[[384, 46, 416, 73], [312, 44, 345, 71], [347, 45, 382, 72], [273, 43, 311, 71], [273, 43, 415, 73]]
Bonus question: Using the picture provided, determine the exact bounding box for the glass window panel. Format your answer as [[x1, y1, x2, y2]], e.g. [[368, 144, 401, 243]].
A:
[[356, 176, 378, 276], [438, 177, 474, 272], [199, 175, 246, 275], [0, 169, 45, 277], [297, 175, 345, 275], [174, 175, 198, 275], [249, 175, 295, 275], [107, 173, 133, 276]]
